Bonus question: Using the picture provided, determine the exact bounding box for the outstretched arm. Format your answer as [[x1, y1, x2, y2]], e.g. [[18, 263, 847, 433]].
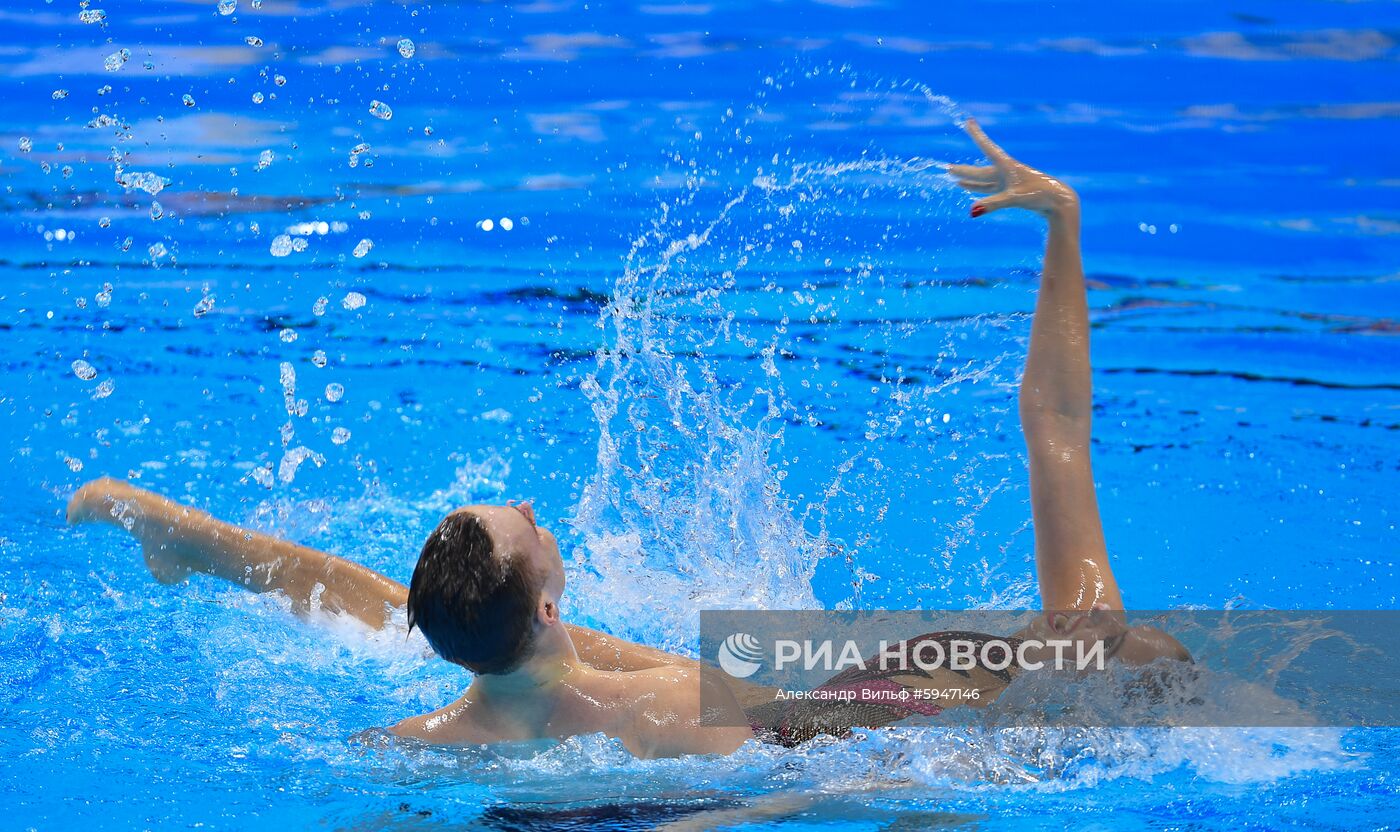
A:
[[66, 478, 740, 672], [951, 121, 1124, 611], [67, 477, 408, 627]]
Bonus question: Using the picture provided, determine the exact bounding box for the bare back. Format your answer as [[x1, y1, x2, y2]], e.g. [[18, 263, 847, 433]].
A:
[[390, 663, 752, 759]]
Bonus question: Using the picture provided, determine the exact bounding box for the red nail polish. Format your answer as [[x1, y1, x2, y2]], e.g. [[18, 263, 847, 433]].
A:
[[970, 205, 986, 217]]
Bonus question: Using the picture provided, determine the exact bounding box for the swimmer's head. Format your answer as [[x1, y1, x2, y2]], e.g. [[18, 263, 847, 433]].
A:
[[406, 502, 564, 675], [1025, 606, 1192, 667]]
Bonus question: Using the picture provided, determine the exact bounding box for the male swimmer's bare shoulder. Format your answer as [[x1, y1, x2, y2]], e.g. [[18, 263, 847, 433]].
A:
[[600, 665, 754, 757], [388, 698, 495, 745]]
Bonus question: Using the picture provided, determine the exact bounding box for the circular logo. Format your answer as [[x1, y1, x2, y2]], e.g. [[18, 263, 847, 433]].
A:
[[717, 632, 764, 678]]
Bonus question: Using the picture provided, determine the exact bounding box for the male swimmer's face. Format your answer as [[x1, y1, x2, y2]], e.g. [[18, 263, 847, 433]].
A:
[[450, 502, 565, 601]]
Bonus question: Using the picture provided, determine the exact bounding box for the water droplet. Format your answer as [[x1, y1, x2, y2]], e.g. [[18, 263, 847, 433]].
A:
[[18, 137, 32, 153], [311, 349, 327, 367], [277, 446, 324, 484], [115, 169, 169, 195], [245, 36, 263, 47], [80, 9, 106, 23], [423, 126, 433, 136], [193, 295, 215, 317], [348, 142, 371, 168], [325, 383, 344, 402], [98, 217, 110, 228], [182, 93, 196, 108], [217, 0, 236, 16], [149, 201, 163, 221], [331, 427, 351, 445], [291, 237, 307, 252], [269, 235, 293, 257], [368, 100, 393, 120], [103, 51, 127, 72], [274, 74, 286, 86], [499, 217, 514, 231], [61, 165, 73, 178], [71, 360, 98, 381], [478, 218, 494, 231], [397, 38, 416, 58], [120, 237, 132, 252], [341, 291, 366, 310], [251, 91, 264, 104], [52, 89, 69, 100], [250, 465, 274, 488], [148, 242, 167, 259], [255, 149, 273, 171], [92, 378, 116, 400], [66, 456, 85, 472], [352, 238, 373, 258], [251, 0, 261, 8]]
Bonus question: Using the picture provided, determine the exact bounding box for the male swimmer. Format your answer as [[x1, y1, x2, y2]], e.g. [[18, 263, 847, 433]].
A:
[[66, 121, 1186, 758]]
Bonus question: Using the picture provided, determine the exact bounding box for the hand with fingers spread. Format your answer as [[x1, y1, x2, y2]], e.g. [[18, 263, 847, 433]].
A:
[[949, 119, 1079, 221]]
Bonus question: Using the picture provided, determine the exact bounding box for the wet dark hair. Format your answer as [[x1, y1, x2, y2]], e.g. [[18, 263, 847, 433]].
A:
[[407, 511, 541, 675]]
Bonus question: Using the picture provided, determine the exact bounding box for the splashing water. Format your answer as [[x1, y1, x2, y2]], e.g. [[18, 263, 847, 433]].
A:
[[564, 68, 1012, 649], [115, 169, 168, 195], [269, 234, 293, 257], [70, 360, 98, 381], [103, 48, 130, 72]]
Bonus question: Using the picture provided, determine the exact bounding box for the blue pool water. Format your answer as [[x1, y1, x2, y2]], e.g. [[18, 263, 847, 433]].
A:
[[2, 0, 1398, 827]]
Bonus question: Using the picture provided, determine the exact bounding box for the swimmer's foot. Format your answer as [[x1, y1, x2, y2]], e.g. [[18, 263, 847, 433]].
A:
[[67, 477, 197, 584]]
